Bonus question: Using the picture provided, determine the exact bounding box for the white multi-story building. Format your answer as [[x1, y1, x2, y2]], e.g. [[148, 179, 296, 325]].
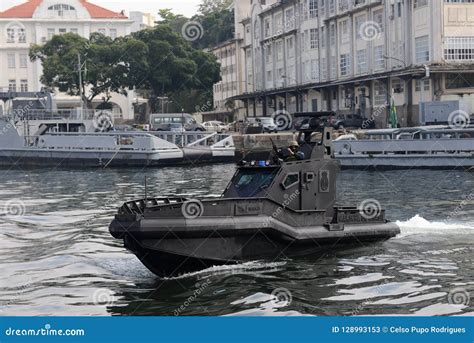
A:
[[0, 0, 138, 120], [233, 0, 474, 127], [210, 39, 243, 121], [130, 11, 156, 33]]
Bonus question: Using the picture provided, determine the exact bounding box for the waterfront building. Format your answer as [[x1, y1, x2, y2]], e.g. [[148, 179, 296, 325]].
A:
[[0, 0, 138, 120], [228, 0, 474, 127]]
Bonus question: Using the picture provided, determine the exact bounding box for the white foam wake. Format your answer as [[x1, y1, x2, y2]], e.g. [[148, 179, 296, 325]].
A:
[[396, 215, 474, 237]]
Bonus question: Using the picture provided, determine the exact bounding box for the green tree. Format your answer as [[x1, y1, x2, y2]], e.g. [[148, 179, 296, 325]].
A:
[[132, 25, 220, 112], [30, 33, 148, 109], [197, 0, 233, 16]]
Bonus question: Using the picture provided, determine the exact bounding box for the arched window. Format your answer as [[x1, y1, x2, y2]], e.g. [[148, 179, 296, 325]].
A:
[[48, 4, 76, 16]]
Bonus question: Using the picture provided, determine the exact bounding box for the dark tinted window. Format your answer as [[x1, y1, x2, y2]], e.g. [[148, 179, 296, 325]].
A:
[[233, 168, 277, 197]]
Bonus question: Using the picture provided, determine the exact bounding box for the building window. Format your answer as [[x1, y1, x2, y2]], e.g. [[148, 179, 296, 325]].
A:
[[321, 58, 327, 80], [329, 23, 336, 45], [20, 80, 28, 92], [356, 49, 368, 74], [18, 28, 26, 43], [374, 45, 385, 70], [58, 28, 67, 34], [110, 29, 117, 39], [19, 54, 28, 68], [415, 35, 430, 63], [47, 28, 55, 40], [444, 37, 474, 61], [374, 80, 387, 106], [330, 55, 337, 79], [266, 45, 272, 63], [310, 28, 319, 49], [373, 9, 384, 33], [320, 27, 326, 48], [98, 28, 106, 35], [415, 79, 430, 92], [285, 8, 295, 30], [6, 28, 15, 43], [445, 73, 474, 89], [414, 0, 428, 8], [309, 0, 318, 18], [6, 25, 26, 43], [355, 15, 365, 40], [70, 28, 78, 34], [8, 53, 16, 69], [48, 4, 76, 16], [340, 54, 351, 76], [264, 18, 271, 38], [276, 40, 283, 60], [392, 78, 405, 93], [8, 80, 17, 92], [311, 59, 319, 80], [287, 37, 294, 58], [267, 71, 273, 83]]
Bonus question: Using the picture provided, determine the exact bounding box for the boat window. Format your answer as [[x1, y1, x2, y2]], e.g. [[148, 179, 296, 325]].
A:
[[282, 173, 300, 190], [233, 169, 277, 197]]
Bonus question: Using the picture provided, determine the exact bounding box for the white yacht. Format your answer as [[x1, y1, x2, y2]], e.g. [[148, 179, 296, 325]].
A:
[[0, 110, 235, 168], [333, 126, 474, 169]]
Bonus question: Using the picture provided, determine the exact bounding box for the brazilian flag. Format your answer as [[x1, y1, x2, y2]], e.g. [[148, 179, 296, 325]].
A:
[[390, 97, 398, 128]]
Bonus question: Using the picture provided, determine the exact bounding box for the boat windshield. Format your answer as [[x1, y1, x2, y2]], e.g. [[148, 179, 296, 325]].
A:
[[231, 168, 278, 198]]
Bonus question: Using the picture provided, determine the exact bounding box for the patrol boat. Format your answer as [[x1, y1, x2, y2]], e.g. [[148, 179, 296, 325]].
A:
[[109, 114, 400, 277]]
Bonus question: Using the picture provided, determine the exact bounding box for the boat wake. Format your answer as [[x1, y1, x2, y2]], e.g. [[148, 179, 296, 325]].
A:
[[162, 261, 288, 280], [396, 215, 474, 238]]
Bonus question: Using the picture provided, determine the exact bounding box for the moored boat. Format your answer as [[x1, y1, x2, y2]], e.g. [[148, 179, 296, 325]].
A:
[[333, 126, 474, 170]]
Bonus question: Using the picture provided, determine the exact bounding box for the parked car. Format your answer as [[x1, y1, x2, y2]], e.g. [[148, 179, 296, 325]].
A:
[[293, 112, 335, 132], [150, 113, 205, 132], [327, 114, 376, 130], [203, 121, 230, 133], [247, 117, 278, 133]]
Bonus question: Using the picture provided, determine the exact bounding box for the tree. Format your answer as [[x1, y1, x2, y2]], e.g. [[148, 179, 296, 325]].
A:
[[30, 33, 148, 109], [131, 25, 221, 113], [197, 0, 233, 16]]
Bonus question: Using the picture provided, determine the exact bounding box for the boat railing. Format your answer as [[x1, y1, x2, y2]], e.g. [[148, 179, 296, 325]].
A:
[[333, 137, 474, 155], [150, 131, 233, 148], [6, 109, 120, 121]]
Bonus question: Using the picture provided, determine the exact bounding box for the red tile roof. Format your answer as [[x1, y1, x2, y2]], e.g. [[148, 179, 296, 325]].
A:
[[0, 0, 128, 19]]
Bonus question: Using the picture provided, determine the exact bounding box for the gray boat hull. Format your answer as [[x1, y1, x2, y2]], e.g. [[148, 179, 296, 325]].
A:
[[110, 204, 400, 277]]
